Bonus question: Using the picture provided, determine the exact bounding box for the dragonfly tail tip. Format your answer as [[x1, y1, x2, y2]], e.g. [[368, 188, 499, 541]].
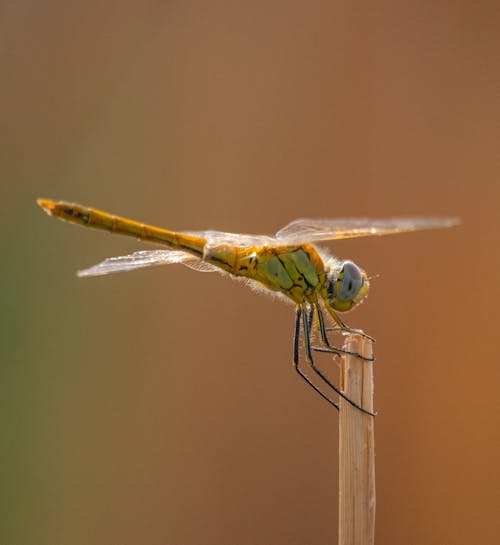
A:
[[37, 198, 56, 215]]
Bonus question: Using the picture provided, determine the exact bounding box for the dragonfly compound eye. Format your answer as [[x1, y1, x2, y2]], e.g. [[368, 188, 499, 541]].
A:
[[327, 260, 369, 312], [337, 261, 364, 301]]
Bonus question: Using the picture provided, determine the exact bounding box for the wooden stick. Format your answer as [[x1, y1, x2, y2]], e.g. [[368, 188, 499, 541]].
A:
[[338, 334, 376, 545]]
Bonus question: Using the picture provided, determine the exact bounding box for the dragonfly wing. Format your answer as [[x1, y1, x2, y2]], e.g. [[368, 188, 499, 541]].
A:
[[186, 230, 274, 248], [182, 259, 220, 272], [275, 217, 460, 243], [77, 249, 218, 277]]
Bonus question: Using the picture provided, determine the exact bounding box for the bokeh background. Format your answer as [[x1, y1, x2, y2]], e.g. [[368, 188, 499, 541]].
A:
[[1, 2, 498, 544]]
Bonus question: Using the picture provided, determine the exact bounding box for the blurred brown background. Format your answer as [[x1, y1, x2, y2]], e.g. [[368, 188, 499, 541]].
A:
[[1, 2, 498, 544]]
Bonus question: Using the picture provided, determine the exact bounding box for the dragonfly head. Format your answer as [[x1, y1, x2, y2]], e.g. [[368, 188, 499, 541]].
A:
[[324, 259, 369, 312]]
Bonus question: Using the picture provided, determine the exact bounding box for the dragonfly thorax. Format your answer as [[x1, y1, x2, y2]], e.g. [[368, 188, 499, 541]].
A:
[[323, 258, 369, 312]]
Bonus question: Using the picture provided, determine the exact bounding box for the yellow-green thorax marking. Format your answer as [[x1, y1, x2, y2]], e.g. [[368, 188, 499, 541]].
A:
[[206, 243, 325, 304]]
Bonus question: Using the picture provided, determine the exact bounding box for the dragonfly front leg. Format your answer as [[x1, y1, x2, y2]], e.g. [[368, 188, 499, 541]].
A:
[[312, 303, 374, 362], [324, 304, 376, 343]]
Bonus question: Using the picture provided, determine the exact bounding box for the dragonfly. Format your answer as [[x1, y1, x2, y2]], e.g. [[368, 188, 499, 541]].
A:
[[37, 198, 459, 414]]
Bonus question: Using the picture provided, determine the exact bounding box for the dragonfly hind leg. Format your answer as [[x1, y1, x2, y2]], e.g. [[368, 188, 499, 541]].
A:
[[293, 306, 339, 410]]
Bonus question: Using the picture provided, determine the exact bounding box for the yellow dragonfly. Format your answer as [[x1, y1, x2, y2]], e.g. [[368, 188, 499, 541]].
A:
[[37, 198, 458, 414]]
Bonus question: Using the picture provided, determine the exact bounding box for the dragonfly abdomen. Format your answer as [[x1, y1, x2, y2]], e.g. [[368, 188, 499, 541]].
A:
[[37, 199, 207, 258]]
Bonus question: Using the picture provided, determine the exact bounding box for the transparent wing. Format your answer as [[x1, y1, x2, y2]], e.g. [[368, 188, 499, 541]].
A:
[[186, 230, 274, 248], [77, 249, 219, 277], [275, 217, 460, 244]]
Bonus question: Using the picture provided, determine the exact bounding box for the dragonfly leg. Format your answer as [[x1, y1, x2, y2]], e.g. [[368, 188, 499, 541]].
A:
[[324, 326, 342, 333], [293, 307, 339, 410], [313, 303, 374, 362], [300, 304, 375, 416], [326, 307, 376, 342]]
